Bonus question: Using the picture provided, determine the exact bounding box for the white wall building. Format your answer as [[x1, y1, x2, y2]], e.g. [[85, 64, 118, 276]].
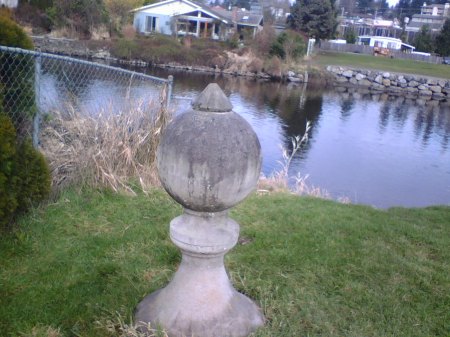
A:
[[0, 0, 18, 8]]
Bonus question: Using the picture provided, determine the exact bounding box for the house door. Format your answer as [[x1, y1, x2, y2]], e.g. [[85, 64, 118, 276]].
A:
[[146, 16, 158, 32]]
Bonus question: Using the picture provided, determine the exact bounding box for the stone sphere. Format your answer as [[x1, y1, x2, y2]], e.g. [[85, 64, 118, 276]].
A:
[[157, 86, 261, 212]]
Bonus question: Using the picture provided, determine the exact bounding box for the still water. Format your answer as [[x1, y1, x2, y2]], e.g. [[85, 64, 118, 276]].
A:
[[149, 69, 450, 209], [40, 64, 450, 208]]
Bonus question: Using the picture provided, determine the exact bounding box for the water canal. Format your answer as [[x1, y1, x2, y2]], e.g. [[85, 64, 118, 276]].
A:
[[40, 65, 450, 208]]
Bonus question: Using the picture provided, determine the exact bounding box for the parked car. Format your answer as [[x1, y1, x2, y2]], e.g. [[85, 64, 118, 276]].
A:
[[443, 57, 450, 65]]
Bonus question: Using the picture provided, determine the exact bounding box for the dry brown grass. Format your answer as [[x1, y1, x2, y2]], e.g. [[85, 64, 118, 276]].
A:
[[224, 50, 264, 74], [97, 313, 169, 337], [40, 86, 171, 196], [258, 168, 330, 199], [257, 122, 331, 200], [121, 24, 137, 40], [20, 326, 63, 337]]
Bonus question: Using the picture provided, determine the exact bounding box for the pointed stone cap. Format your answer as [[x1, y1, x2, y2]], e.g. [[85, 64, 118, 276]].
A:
[[191, 83, 233, 112]]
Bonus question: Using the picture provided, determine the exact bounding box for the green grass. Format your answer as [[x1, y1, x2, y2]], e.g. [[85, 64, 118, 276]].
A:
[[313, 51, 450, 79], [1, 189, 449, 336]]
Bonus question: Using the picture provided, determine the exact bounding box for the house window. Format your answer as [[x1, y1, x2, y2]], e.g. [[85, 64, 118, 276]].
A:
[[146, 16, 158, 32]]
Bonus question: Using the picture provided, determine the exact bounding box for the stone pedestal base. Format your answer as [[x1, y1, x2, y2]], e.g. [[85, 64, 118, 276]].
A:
[[134, 211, 264, 337]]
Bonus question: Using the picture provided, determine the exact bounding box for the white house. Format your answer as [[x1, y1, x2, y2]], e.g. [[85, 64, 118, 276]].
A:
[[356, 36, 415, 52], [0, 0, 18, 8], [132, 0, 263, 39], [132, 0, 230, 39], [405, 2, 450, 41]]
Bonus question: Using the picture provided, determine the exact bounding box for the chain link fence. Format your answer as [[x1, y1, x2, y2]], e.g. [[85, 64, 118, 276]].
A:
[[0, 45, 173, 147]]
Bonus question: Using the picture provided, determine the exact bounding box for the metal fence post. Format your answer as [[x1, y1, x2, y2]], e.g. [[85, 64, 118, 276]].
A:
[[33, 51, 42, 148], [166, 75, 173, 108]]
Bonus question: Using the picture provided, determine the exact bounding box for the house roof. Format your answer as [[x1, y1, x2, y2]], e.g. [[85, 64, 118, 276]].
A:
[[406, 21, 444, 30], [401, 43, 415, 50], [422, 3, 449, 9], [132, 0, 229, 23], [132, 0, 263, 27], [411, 14, 446, 20], [211, 6, 263, 26], [236, 11, 264, 26]]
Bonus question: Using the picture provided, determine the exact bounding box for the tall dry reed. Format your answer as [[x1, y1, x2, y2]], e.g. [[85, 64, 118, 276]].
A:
[[40, 86, 171, 196], [258, 121, 331, 199]]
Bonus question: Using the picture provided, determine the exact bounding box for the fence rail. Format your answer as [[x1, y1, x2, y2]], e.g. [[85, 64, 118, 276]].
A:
[[319, 42, 443, 64], [0, 45, 173, 147]]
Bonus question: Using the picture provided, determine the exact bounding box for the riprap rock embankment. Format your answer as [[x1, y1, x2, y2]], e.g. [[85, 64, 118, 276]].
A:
[[327, 66, 450, 100]]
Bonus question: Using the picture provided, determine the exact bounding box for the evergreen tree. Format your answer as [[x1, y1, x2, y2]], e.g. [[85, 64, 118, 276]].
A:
[[394, 0, 421, 26], [394, 0, 410, 25], [344, 27, 357, 43], [409, 0, 423, 15], [357, 0, 374, 14], [414, 24, 435, 52], [288, 0, 337, 40], [378, 0, 389, 10], [435, 18, 450, 56], [338, 0, 357, 16]]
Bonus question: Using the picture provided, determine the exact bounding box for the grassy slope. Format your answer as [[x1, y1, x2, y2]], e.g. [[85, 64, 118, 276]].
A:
[[0, 189, 449, 337], [314, 51, 450, 79]]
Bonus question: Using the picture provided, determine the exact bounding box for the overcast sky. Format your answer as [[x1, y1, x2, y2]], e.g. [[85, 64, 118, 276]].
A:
[[388, 0, 399, 7]]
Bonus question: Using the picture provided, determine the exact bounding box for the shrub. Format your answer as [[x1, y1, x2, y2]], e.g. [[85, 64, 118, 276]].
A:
[[0, 12, 35, 135], [121, 24, 136, 39], [15, 3, 53, 33], [265, 56, 283, 79], [210, 55, 227, 69], [253, 26, 277, 57], [111, 38, 139, 59], [344, 28, 357, 44], [0, 113, 19, 228], [0, 113, 51, 230], [248, 57, 264, 73], [15, 139, 51, 214], [0, 10, 34, 49], [49, 0, 108, 38], [269, 30, 306, 62], [283, 30, 306, 61], [269, 39, 285, 59], [110, 34, 228, 67]]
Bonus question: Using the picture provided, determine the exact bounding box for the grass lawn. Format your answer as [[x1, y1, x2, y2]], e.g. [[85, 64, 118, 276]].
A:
[[313, 51, 450, 79], [1, 188, 449, 337]]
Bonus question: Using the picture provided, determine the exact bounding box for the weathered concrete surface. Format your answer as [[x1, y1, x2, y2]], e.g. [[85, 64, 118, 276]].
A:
[[191, 83, 233, 112], [135, 211, 264, 337], [135, 83, 264, 337], [156, 87, 261, 212]]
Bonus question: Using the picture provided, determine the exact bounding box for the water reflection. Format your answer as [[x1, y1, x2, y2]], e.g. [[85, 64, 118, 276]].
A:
[[329, 87, 450, 152]]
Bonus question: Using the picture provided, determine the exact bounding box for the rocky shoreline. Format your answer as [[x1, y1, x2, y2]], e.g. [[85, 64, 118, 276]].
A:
[[31, 36, 316, 82], [32, 36, 450, 101], [326, 66, 450, 100], [154, 62, 312, 82]]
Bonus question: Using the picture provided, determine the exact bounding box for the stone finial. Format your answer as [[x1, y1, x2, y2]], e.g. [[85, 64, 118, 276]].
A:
[[191, 83, 233, 112], [156, 83, 261, 212], [135, 83, 264, 337]]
